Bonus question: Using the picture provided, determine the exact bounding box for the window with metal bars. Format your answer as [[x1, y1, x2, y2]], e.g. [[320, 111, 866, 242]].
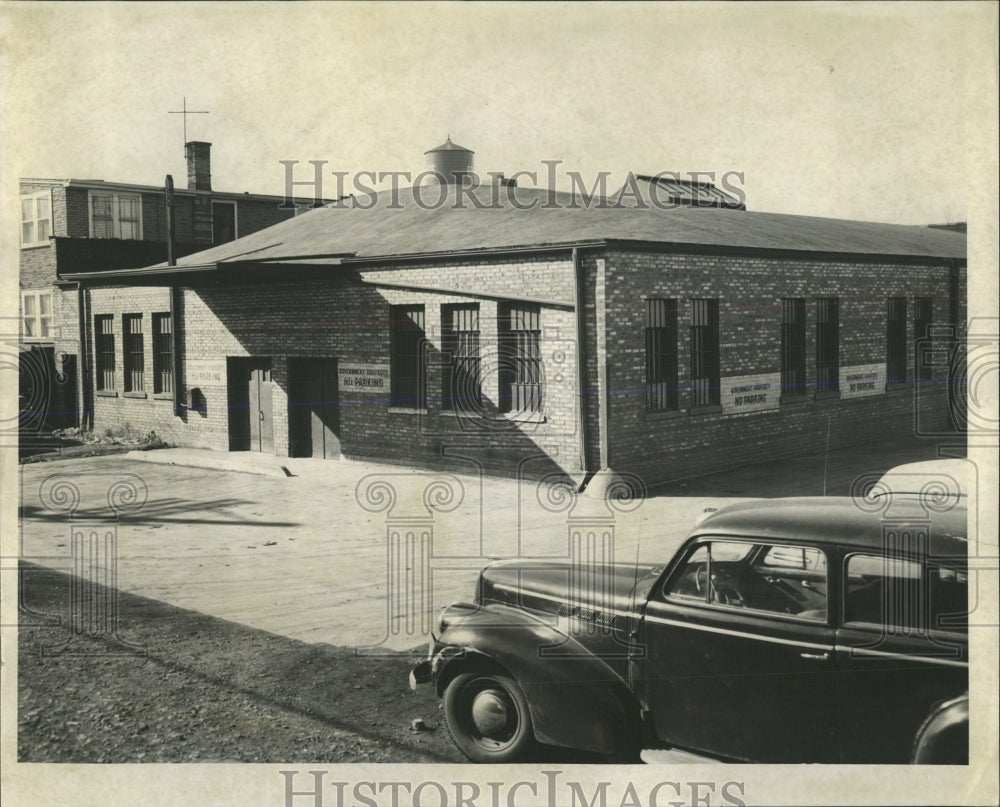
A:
[[499, 303, 542, 413], [781, 298, 807, 397], [913, 298, 933, 382], [441, 304, 481, 412], [815, 298, 840, 394], [123, 314, 144, 392], [690, 298, 720, 408], [887, 297, 907, 385], [645, 298, 678, 411], [153, 313, 174, 394], [389, 305, 426, 408], [95, 315, 115, 391]]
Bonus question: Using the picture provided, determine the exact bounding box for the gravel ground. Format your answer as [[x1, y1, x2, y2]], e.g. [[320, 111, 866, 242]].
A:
[[17, 562, 462, 764]]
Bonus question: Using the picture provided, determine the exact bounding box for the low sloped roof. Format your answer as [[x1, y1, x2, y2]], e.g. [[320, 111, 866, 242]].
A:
[[105, 183, 969, 273]]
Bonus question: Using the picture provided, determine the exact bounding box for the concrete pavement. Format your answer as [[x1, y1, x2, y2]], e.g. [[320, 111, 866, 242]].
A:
[[17, 435, 960, 651]]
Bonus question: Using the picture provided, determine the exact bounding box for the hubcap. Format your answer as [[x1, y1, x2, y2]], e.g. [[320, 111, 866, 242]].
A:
[[470, 689, 512, 739]]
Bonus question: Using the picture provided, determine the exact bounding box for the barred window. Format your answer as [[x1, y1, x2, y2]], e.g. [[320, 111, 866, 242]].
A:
[[816, 298, 840, 394], [645, 298, 678, 411], [390, 305, 426, 408], [153, 313, 174, 394], [499, 303, 542, 414], [913, 298, 933, 382], [887, 297, 907, 385], [123, 314, 144, 392], [781, 298, 807, 397], [95, 315, 115, 391], [690, 298, 720, 408], [442, 304, 481, 412]]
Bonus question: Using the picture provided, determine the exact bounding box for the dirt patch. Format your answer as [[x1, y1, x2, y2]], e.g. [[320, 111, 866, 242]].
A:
[[19, 426, 168, 464], [17, 563, 460, 763]]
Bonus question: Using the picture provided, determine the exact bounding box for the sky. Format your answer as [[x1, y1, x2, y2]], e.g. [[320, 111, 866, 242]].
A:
[[2, 1, 996, 226]]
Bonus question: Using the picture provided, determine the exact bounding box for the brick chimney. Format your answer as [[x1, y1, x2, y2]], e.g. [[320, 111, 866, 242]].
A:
[[185, 141, 212, 191]]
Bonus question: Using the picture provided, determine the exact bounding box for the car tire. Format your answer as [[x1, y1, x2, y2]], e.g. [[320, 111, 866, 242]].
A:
[[443, 671, 535, 763]]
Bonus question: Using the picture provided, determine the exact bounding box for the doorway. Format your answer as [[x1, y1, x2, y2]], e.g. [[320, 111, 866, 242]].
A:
[[288, 357, 340, 459], [227, 357, 274, 453]]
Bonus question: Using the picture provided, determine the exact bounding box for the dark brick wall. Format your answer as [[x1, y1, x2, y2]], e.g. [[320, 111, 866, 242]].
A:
[[79, 247, 963, 484], [87, 254, 581, 477], [600, 249, 959, 485]]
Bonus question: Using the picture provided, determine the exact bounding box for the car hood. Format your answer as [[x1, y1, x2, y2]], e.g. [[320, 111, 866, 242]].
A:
[[478, 558, 662, 620]]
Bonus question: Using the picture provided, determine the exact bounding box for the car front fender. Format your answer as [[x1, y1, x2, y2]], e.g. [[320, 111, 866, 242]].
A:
[[431, 603, 641, 755]]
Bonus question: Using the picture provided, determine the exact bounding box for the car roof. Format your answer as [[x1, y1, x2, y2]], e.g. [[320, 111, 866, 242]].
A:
[[873, 458, 973, 499], [695, 497, 967, 558]]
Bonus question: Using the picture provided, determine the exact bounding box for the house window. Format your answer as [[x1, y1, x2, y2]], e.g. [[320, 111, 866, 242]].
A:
[[499, 303, 542, 414], [887, 297, 907, 385], [212, 201, 237, 245], [781, 298, 807, 398], [690, 298, 720, 408], [389, 305, 426, 409], [90, 191, 142, 239], [22, 290, 53, 340], [645, 298, 678, 411], [95, 315, 115, 391], [441, 304, 481, 412], [20, 191, 52, 247], [914, 297, 933, 382], [816, 297, 840, 394], [123, 314, 144, 392], [153, 313, 174, 394]]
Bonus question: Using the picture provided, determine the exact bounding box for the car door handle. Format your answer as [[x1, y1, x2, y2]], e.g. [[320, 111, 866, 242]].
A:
[[800, 652, 830, 661]]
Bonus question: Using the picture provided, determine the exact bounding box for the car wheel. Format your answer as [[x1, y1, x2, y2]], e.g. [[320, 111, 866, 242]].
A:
[[443, 672, 534, 763]]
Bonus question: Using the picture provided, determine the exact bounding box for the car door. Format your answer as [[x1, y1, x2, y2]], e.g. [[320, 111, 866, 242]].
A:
[[640, 538, 839, 762], [834, 549, 969, 763]]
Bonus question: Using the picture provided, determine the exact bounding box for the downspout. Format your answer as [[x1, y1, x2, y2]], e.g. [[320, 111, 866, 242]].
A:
[[75, 281, 89, 431], [572, 247, 592, 486], [166, 175, 182, 415]]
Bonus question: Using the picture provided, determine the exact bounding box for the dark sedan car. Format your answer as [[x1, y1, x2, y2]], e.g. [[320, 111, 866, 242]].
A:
[[411, 496, 968, 763]]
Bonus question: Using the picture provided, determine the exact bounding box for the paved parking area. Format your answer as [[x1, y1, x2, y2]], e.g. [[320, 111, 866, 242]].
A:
[[17, 435, 958, 651]]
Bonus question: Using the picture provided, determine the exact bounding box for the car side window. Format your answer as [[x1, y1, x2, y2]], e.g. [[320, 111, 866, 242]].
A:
[[844, 554, 968, 633], [665, 544, 710, 601], [665, 540, 828, 621]]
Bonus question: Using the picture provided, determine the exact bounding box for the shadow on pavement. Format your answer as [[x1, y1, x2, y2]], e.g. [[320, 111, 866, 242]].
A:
[[17, 562, 459, 763], [647, 436, 966, 499]]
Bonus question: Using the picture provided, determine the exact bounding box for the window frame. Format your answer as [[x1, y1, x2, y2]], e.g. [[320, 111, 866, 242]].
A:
[[152, 312, 174, 395], [815, 297, 840, 396], [95, 314, 116, 392], [663, 537, 830, 624], [842, 551, 968, 636], [886, 297, 908, 386], [89, 190, 143, 240], [21, 289, 54, 341], [212, 200, 239, 245], [645, 298, 679, 412], [780, 298, 807, 399], [498, 302, 543, 414], [20, 190, 53, 248], [690, 298, 720, 408], [122, 313, 145, 394], [441, 303, 482, 413], [389, 305, 427, 410], [913, 297, 934, 382]]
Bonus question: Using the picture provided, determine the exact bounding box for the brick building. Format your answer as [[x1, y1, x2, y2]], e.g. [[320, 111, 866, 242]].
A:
[[57, 144, 967, 488], [17, 142, 325, 432]]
